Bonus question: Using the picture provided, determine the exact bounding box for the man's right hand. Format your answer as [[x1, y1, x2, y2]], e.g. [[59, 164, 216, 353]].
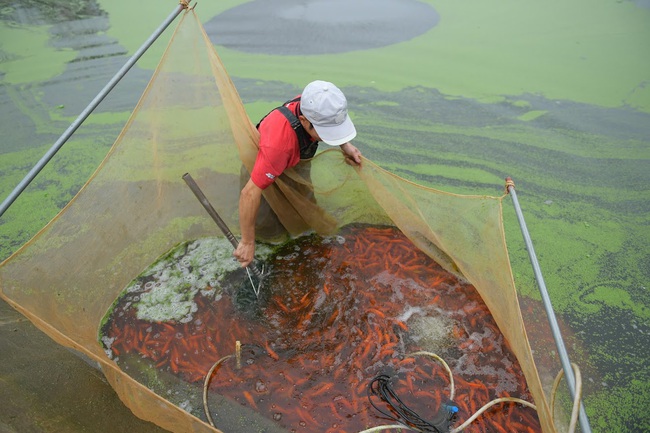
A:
[[235, 179, 263, 268], [233, 240, 255, 268]]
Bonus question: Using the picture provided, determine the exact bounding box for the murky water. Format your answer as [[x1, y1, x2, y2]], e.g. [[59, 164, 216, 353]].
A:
[[1, 0, 649, 432], [204, 0, 439, 55]]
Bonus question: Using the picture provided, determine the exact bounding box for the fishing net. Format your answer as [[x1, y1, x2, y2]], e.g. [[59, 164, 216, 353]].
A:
[[0, 9, 566, 433]]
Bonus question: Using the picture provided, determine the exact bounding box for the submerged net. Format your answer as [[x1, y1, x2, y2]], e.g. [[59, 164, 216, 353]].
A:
[[0, 9, 565, 433]]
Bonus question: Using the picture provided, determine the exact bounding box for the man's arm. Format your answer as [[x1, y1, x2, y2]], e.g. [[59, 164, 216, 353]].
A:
[[340, 142, 362, 166], [234, 178, 263, 267]]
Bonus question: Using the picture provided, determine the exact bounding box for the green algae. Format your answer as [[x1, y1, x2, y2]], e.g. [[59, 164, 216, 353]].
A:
[[381, 162, 503, 188], [582, 286, 649, 320], [0, 0, 105, 23], [587, 379, 650, 432], [0, 125, 125, 260], [49, 109, 130, 127], [98, 0, 244, 72], [0, 23, 76, 84], [210, 0, 650, 113], [86, 0, 650, 112], [517, 110, 547, 122], [1, 0, 649, 430], [0, 144, 104, 259]]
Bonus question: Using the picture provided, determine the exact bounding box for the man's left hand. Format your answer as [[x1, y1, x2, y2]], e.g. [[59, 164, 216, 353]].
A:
[[340, 142, 362, 166]]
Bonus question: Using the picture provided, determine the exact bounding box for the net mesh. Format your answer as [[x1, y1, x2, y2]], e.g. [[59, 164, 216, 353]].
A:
[[0, 10, 563, 433]]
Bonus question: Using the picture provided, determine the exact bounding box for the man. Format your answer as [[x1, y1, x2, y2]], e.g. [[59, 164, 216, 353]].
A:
[[234, 80, 362, 267]]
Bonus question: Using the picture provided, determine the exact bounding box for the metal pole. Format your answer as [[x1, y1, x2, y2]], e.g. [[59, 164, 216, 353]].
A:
[[0, 3, 187, 218], [506, 177, 592, 433]]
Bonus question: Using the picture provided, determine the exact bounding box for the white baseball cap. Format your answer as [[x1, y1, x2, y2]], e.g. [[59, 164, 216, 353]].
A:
[[300, 80, 356, 146]]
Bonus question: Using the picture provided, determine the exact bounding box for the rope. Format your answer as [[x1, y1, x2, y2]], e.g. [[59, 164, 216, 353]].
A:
[[202, 355, 232, 427], [407, 351, 455, 400], [450, 397, 537, 433], [362, 351, 539, 433], [179, 0, 198, 11], [357, 424, 419, 433], [550, 363, 582, 433], [451, 362, 582, 433], [203, 341, 241, 427], [504, 176, 516, 194], [201, 347, 581, 433]]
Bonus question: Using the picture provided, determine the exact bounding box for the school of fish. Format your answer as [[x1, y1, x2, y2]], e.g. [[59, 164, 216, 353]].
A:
[[102, 224, 541, 432]]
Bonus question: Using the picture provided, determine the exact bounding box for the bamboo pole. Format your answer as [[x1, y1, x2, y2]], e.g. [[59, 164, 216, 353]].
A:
[[183, 173, 263, 296]]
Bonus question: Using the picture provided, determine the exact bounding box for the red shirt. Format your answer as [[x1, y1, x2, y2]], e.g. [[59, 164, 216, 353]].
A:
[[250, 98, 317, 189]]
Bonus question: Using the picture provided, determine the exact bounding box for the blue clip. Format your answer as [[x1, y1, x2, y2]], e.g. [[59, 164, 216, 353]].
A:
[[444, 404, 459, 414]]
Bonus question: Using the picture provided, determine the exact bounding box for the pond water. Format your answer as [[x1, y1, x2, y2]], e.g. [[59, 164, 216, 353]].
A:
[[0, 0, 649, 432]]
